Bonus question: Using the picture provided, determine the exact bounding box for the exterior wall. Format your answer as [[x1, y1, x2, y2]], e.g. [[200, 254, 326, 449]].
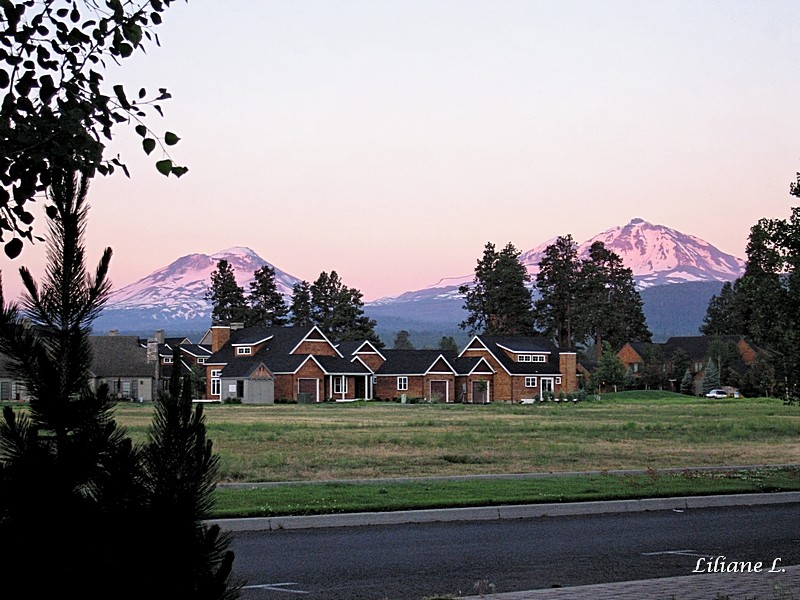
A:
[[460, 348, 514, 402], [357, 354, 385, 372], [96, 377, 154, 402], [738, 340, 757, 366], [617, 344, 644, 374], [375, 375, 424, 400], [293, 340, 338, 356], [210, 326, 231, 352], [558, 353, 578, 393]]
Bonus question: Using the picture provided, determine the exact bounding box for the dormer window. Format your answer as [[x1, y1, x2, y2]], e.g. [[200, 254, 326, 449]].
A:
[[517, 354, 545, 363], [163, 356, 173, 364], [236, 347, 252, 356]]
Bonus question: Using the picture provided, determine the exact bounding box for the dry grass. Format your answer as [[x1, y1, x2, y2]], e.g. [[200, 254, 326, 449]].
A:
[[105, 391, 800, 483]]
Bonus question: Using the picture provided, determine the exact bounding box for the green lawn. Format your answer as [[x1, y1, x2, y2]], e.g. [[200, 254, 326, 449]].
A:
[[5, 391, 800, 517]]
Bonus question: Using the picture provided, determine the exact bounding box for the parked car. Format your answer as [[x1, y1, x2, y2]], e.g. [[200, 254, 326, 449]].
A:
[[705, 389, 729, 399]]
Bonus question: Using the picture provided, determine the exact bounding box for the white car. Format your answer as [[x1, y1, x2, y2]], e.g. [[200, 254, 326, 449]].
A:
[[705, 389, 728, 399]]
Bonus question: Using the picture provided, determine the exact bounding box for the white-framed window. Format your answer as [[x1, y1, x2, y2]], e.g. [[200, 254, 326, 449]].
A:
[[236, 347, 252, 355], [333, 376, 348, 394], [211, 378, 221, 396], [197, 357, 206, 364], [163, 356, 173, 364], [524, 376, 537, 388], [211, 369, 222, 378], [555, 376, 562, 384], [518, 354, 546, 362], [397, 376, 408, 391]]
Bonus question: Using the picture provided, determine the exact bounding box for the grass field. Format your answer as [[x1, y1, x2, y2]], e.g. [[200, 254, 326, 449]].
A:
[[6, 391, 800, 517]]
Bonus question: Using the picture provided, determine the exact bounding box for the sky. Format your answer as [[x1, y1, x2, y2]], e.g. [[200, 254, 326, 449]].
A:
[[3, 0, 800, 303]]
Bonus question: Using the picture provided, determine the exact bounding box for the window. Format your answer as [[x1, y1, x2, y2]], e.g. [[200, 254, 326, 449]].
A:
[[524, 377, 537, 388], [163, 356, 173, 364], [555, 376, 562, 384], [211, 378, 221, 396], [333, 376, 347, 394], [694, 361, 704, 372], [397, 377, 408, 391], [518, 354, 545, 362], [211, 369, 222, 378], [236, 347, 252, 355], [197, 357, 206, 364]]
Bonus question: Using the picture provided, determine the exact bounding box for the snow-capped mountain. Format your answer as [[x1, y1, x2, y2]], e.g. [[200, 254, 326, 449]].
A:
[[94, 219, 745, 340], [106, 247, 300, 321], [370, 218, 745, 305], [519, 218, 745, 289]]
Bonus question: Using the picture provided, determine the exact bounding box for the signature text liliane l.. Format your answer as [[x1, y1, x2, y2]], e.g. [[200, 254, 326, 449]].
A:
[[693, 557, 785, 574]]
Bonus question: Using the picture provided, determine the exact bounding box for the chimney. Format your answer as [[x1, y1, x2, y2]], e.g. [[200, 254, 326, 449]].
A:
[[108, 329, 118, 336], [211, 325, 231, 353], [154, 329, 165, 344], [231, 322, 245, 331]]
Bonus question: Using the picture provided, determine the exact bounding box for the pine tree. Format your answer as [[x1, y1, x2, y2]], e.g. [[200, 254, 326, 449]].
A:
[[289, 281, 313, 327], [590, 341, 627, 393], [0, 172, 240, 599], [206, 259, 250, 325], [460, 242, 534, 336], [680, 368, 695, 395], [309, 271, 381, 344], [702, 359, 720, 395], [533, 235, 580, 348], [579, 241, 651, 358], [249, 265, 289, 327], [438, 336, 459, 354], [393, 330, 414, 349]]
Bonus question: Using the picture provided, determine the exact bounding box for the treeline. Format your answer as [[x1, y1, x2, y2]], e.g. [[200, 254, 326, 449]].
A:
[[206, 261, 382, 346], [700, 177, 800, 402], [459, 237, 651, 358]]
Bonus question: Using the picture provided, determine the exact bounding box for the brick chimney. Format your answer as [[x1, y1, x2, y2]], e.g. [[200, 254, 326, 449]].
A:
[[211, 325, 231, 353], [559, 351, 578, 393], [154, 329, 165, 344]]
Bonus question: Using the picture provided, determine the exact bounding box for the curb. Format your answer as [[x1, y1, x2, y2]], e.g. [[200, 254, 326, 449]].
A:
[[208, 490, 800, 532]]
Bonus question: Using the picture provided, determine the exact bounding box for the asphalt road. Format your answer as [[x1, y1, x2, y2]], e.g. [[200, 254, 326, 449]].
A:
[[228, 502, 800, 600]]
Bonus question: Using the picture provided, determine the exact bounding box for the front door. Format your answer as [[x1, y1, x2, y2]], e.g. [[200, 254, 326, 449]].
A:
[[430, 380, 449, 403], [298, 378, 319, 402], [540, 377, 554, 399], [471, 380, 489, 404]]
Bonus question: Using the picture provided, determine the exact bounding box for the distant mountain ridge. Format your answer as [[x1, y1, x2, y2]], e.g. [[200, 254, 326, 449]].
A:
[[94, 219, 746, 342]]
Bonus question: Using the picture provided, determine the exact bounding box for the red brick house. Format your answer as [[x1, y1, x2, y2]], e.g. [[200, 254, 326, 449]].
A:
[[204, 325, 580, 404]]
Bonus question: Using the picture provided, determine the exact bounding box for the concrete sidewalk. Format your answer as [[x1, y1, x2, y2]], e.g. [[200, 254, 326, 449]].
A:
[[461, 565, 800, 600], [209, 490, 800, 532]]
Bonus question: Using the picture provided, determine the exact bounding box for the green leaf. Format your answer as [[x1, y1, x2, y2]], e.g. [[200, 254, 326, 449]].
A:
[[113, 84, 130, 109], [156, 159, 173, 176], [164, 131, 180, 146], [142, 138, 156, 155], [4, 238, 22, 259], [171, 166, 189, 178], [135, 124, 147, 137]]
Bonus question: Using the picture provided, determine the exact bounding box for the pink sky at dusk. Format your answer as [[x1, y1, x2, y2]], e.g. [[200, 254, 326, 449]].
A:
[[2, 0, 800, 303]]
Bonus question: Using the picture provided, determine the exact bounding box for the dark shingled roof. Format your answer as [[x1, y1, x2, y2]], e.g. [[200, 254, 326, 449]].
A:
[[473, 335, 562, 376], [375, 349, 458, 375], [89, 336, 155, 378], [211, 326, 368, 377]]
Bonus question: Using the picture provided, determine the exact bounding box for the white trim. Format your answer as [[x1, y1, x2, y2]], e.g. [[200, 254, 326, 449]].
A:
[[397, 376, 409, 391], [457, 335, 488, 358]]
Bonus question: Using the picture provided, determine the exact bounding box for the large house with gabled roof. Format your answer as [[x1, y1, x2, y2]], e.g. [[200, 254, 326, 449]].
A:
[[203, 324, 579, 404]]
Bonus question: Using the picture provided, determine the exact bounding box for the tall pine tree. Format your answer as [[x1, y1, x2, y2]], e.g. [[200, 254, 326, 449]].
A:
[[459, 242, 535, 336], [0, 171, 240, 599], [533, 235, 581, 349], [249, 265, 289, 327], [206, 259, 250, 325]]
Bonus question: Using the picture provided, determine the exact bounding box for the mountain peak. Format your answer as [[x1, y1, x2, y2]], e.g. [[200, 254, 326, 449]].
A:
[[211, 246, 259, 259]]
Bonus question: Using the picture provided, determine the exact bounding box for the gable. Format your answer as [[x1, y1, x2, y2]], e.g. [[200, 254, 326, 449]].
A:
[[427, 356, 456, 374]]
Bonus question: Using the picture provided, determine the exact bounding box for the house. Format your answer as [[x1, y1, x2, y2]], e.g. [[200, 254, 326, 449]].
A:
[[204, 324, 372, 403], [0, 354, 29, 401], [617, 335, 764, 395], [202, 324, 581, 404], [457, 335, 578, 402], [88, 334, 159, 401]]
